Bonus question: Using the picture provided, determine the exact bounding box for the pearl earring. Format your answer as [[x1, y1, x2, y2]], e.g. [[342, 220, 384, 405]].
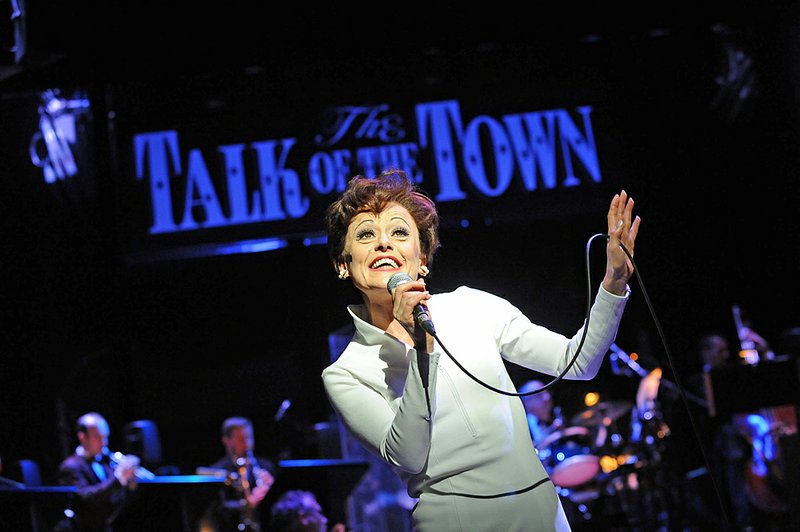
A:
[[338, 269, 349, 280], [419, 265, 430, 277]]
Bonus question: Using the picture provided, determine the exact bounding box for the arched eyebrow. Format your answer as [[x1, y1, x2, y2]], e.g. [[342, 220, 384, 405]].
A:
[[352, 217, 376, 231]]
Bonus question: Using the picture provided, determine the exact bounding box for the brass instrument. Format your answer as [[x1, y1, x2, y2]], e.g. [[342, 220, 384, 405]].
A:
[[107, 450, 156, 480], [197, 453, 271, 530], [234, 451, 265, 531]]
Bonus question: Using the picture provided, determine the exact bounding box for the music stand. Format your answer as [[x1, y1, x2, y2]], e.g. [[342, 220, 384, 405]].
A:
[[0, 484, 75, 531], [704, 356, 800, 526], [703, 356, 800, 418], [115, 474, 228, 531]]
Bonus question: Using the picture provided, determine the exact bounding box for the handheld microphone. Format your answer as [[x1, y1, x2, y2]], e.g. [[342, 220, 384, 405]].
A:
[[386, 272, 436, 335]]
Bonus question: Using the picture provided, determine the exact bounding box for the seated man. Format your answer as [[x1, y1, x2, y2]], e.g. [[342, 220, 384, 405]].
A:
[[201, 416, 277, 531], [519, 379, 561, 448], [55, 412, 139, 532]]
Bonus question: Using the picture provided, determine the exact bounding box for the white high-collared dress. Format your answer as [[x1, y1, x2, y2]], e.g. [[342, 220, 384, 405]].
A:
[[322, 285, 629, 531]]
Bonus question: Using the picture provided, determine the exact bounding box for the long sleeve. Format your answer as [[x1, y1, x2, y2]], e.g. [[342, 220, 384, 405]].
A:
[[57, 455, 131, 530], [322, 346, 438, 473], [495, 285, 629, 379], [58, 458, 125, 505]]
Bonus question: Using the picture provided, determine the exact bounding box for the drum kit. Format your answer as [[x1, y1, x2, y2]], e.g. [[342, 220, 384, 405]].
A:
[[536, 349, 674, 529]]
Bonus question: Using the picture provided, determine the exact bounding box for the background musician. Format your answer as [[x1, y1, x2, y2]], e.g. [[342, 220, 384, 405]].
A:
[[519, 379, 562, 449], [54, 412, 140, 532], [687, 328, 796, 531], [203, 416, 277, 531]]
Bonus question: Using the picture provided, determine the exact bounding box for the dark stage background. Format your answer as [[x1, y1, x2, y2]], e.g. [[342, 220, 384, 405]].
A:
[[1, 4, 799, 530]]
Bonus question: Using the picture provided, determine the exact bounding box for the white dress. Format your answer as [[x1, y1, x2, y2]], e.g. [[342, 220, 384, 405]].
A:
[[322, 285, 629, 531]]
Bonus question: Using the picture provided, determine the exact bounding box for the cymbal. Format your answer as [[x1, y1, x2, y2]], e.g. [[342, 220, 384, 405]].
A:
[[636, 368, 662, 414], [572, 400, 632, 427]]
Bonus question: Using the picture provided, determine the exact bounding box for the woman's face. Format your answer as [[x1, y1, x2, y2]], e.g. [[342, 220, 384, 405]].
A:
[[341, 202, 424, 297]]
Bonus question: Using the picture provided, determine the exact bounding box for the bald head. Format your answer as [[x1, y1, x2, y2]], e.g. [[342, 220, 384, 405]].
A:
[[76, 412, 110, 458]]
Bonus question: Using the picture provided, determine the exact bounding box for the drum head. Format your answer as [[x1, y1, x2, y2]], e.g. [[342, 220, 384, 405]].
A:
[[539, 426, 599, 488], [551, 454, 600, 487]]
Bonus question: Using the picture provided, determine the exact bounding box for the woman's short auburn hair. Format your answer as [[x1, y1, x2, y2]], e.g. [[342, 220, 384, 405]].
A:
[[324, 168, 441, 271]]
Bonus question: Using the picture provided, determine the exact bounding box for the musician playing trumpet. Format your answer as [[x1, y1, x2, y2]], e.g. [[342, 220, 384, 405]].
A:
[[55, 412, 141, 532], [204, 416, 277, 531]]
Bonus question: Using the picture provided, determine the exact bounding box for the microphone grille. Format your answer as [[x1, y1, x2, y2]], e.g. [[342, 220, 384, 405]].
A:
[[387, 272, 413, 293]]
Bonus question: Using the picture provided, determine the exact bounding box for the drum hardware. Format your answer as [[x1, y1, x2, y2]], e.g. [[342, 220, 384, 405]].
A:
[[554, 361, 674, 527], [611, 343, 707, 408], [537, 343, 687, 528], [571, 400, 632, 428], [598, 452, 640, 476]]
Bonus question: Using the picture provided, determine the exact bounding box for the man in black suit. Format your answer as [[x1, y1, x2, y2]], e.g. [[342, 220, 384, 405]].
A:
[[55, 412, 139, 531]]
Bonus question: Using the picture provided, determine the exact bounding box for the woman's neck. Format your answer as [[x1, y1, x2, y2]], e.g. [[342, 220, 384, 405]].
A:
[[362, 291, 393, 329], [363, 292, 416, 346]]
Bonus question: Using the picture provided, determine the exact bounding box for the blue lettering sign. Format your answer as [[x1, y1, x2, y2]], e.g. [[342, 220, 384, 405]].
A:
[[134, 130, 181, 234], [415, 100, 467, 201], [462, 115, 514, 197], [252, 138, 309, 220], [503, 110, 558, 191]]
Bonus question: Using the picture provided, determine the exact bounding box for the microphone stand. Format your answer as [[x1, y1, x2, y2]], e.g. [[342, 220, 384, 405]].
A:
[[610, 343, 708, 408]]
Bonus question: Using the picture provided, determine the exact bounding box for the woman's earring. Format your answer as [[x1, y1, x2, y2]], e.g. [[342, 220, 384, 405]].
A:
[[419, 265, 430, 277], [338, 269, 349, 280]]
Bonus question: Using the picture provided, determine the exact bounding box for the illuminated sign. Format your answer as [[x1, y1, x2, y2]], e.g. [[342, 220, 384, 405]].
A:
[[29, 89, 91, 184], [132, 100, 601, 237]]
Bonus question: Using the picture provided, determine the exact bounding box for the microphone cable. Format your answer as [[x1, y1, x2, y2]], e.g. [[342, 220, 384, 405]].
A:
[[430, 232, 609, 397], [427, 231, 733, 529]]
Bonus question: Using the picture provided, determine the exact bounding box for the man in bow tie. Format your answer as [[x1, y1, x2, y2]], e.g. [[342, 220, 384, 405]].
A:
[[55, 412, 139, 531]]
